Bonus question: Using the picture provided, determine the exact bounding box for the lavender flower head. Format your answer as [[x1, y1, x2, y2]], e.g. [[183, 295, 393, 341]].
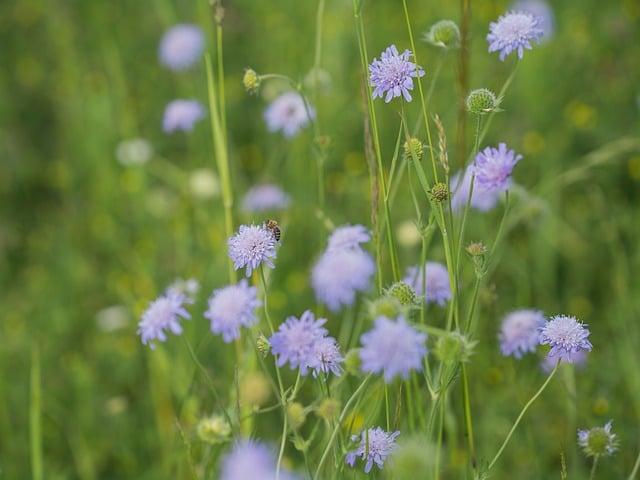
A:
[[241, 184, 290, 213], [473, 143, 522, 193], [487, 11, 544, 61], [346, 427, 400, 473], [359, 316, 427, 383], [403, 262, 451, 306], [270, 310, 328, 375], [499, 309, 545, 358], [541, 349, 587, 373], [327, 224, 371, 252], [369, 45, 425, 103], [163, 100, 205, 133], [159, 24, 204, 71], [308, 336, 344, 377], [577, 421, 618, 458], [228, 224, 277, 277], [220, 440, 299, 480], [512, 0, 555, 40], [539, 315, 592, 363], [204, 280, 261, 343], [264, 91, 314, 138], [450, 168, 502, 213], [311, 248, 375, 312], [137, 293, 191, 349]]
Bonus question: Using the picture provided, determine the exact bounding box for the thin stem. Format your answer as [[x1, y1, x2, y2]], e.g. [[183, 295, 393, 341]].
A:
[[628, 447, 640, 479], [487, 362, 560, 471], [384, 384, 391, 430], [461, 363, 477, 471], [276, 413, 288, 480], [30, 345, 43, 480], [313, 375, 372, 480], [434, 395, 444, 480], [589, 456, 599, 480]]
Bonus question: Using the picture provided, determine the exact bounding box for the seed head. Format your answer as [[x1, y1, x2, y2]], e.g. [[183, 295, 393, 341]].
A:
[[466, 242, 487, 257], [578, 421, 618, 457], [287, 402, 307, 429], [196, 415, 231, 444], [256, 333, 271, 357], [243, 68, 260, 94], [466, 88, 500, 115], [403, 137, 424, 161], [317, 398, 341, 422], [368, 296, 403, 320], [430, 182, 449, 202], [386, 282, 418, 306]]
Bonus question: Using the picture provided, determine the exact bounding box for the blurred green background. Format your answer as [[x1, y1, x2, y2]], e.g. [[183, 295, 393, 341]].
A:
[[1, 0, 640, 478]]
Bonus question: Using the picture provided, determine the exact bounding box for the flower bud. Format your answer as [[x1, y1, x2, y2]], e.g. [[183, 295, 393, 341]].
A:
[[466, 241, 487, 257], [424, 20, 460, 49], [256, 334, 271, 358], [403, 138, 424, 161], [316, 398, 341, 422], [243, 68, 260, 94], [430, 182, 449, 202], [386, 282, 418, 306], [434, 332, 476, 364], [239, 372, 271, 408], [368, 296, 403, 319], [287, 402, 307, 429], [196, 414, 231, 444], [466, 88, 499, 115]]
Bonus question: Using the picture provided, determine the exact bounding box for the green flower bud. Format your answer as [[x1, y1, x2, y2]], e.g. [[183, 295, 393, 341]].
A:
[[368, 296, 403, 319], [386, 282, 418, 306], [434, 332, 476, 364], [403, 138, 424, 161], [466, 88, 500, 115], [286, 402, 307, 430], [256, 333, 271, 358], [196, 414, 231, 444], [344, 349, 362, 376], [243, 68, 260, 94], [423, 20, 461, 49], [316, 398, 341, 422], [430, 182, 449, 202]]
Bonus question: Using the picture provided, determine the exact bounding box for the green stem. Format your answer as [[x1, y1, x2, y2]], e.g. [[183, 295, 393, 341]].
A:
[[384, 384, 391, 430], [487, 362, 559, 471], [589, 456, 599, 480], [461, 363, 477, 471], [434, 393, 444, 480], [30, 345, 43, 480], [628, 447, 640, 479], [276, 413, 288, 480]]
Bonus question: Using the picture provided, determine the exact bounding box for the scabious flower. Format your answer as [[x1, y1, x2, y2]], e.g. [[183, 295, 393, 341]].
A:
[[241, 184, 291, 213], [403, 262, 451, 306], [163, 100, 205, 133], [116, 138, 153, 166], [512, 0, 555, 40], [327, 224, 371, 252], [473, 143, 522, 193], [312, 248, 375, 312], [137, 293, 191, 349], [541, 349, 587, 373], [346, 427, 400, 473], [204, 280, 261, 343], [450, 168, 502, 213], [369, 45, 425, 103], [539, 315, 592, 363], [499, 309, 545, 358], [578, 421, 618, 457], [359, 316, 427, 383], [159, 24, 204, 71], [487, 11, 544, 61], [264, 91, 314, 138], [220, 440, 299, 480], [308, 336, 344, 377], [270, 310, 328, 375], [228, 224, 277, 277]]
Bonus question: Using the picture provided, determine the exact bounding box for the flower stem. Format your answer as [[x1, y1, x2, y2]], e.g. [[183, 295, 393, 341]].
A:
[[628, 447, 640, 479], [461, 363, 477, 471], [487, 362, 560, 471], [589, 456, 600, 480]]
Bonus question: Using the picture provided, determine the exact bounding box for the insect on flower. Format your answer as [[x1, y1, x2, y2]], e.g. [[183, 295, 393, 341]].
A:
[[264, 219, 281, 242]]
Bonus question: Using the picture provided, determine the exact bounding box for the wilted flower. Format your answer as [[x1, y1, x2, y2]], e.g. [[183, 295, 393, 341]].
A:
[[346, 427, 400, 473], [159, 24, 204, 71], [359, 316, 427, 383], [270, 310, 328, 375], [450, 167, 502, 213], [473, 143, 522, 193], [369, 45, 425, 103], [512, 0, 555, 41], [137, 293, 191, 349], [403, 262, 451, 306], [241, 184, 290, 213], [308, 336, 344, 377], [197, 415, 231, 444], [163, 100, 205, 133], [487, 11, 544, 61], [539, 315, 592, 363], [327, 224, 371, 252], [311, 248, 375, 312], [116, 138, 153, 166], [227, 224, 277, 277], [264, 91, 314, 138], [204, 280, 261, 343], [466, 88, 500, 115], [220, 440, 299, 480], [578, 421, 618, 457], [189, 169, 220, 199], [499, 309, 545, 358]]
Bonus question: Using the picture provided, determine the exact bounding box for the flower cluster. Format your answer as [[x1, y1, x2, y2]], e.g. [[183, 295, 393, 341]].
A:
[[346, 427, 400, 473]]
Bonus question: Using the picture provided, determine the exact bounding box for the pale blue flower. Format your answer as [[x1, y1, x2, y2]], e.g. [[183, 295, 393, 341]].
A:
[[159, 24, 204, 71], [403, 262, 451, 306], [512, 0, 555, 40], [499, 309, 545, 358], [308, 336, 344, 377], [137, 292, 191, 349], [228, 224, 277, 277], [163, 100, 205, 133], [241, 184, 290, 213], [264, 92, 314, 138], [487, 11, 543, 61], [204, 280, 261, 342], [541, 349, 587, 373], [369, 45, 425, 103], [359, 316, 427, 383], [473, 143, 522, 193], [220, 440, 299, 480], [270, 310, 328, 375], [346, 427, 400, 473], [450, 167, 502, 213], [327, 224, 371, 252], [539, 315, 592, 362]]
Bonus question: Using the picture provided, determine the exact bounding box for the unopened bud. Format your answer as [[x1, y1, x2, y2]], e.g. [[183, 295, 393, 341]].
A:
[[430, 182, 449, 202], [386, 282, 418, 306], [423, 20, 460, 49], [256, 334, 271, 357], [466, 88, 499, 115], [403, 138, 424, 161], [196, 414, 231, 444], [243, 68, 260, 94], [287, 402, 307, 429]]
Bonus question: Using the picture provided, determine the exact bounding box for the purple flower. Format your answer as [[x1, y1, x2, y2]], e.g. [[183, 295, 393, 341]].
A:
[[327, 224, 371, 252], [369, 45, 425, 103], [487, 11, 544, 61], [308, 336, 344, 377], [512, 0, 555, 40], [499, 309, 545, 358], [311, 248, 375, 312], [541, 349, 587, 373], [359, 316, 427, 383], [345, 427, 400, 473], [204, 280, 261, 343], [163, 100, 205, 133], [403, 262, 451, 306], [539, 315, 592, 363], [473, 143, 522, 193], [241, 184, 290, 213], [228, 224, 277, 277], [220, 440, 299, 480], [137, 293, 191, 349], [264, 91, 314, 138], [159, 24, 204, 71], [577, 421, 618, 457], [270, 310, 328, 375], [450, 167, 502, 213]]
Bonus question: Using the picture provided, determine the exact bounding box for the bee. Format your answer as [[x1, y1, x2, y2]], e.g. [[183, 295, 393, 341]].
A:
[[265, 219, 281, 242]]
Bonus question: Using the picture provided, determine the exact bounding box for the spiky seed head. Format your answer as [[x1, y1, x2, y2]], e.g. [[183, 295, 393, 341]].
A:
[[424, 20, 461, 49], [386, 282, 418, 306], [196, 415, 231, 444], [403, 138, 424, 161], [466, 88, 499, 115], [434, 332, 476, 364], [430, 182, 449, 202], [286, 402, 307, 429], [243, 68, 260, 94], [256, 333, 271, 357], [316, 398, 341, 422]]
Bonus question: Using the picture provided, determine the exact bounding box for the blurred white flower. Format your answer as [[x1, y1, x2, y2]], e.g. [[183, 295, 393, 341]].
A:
[[96, 305, 129, 332], [116, 138, 153, 167], [189, 168, 220, 199], [397, 220, 421, 248]]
